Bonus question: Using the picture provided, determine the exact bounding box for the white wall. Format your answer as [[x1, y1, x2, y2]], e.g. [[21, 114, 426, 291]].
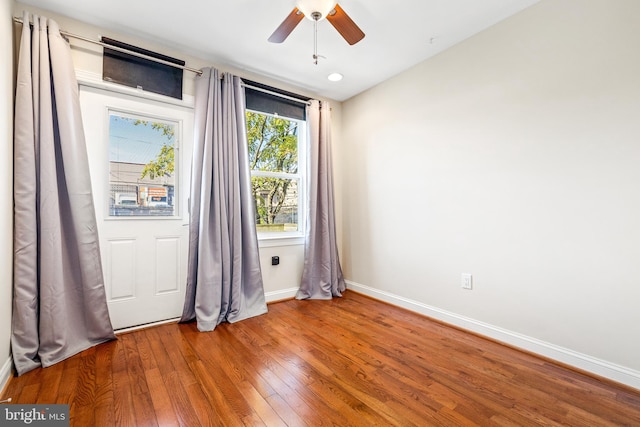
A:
[[342, 0, 640, 387], [0, 0, 15, 392]]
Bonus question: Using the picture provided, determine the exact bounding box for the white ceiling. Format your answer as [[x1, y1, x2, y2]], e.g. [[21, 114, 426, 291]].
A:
[[17, 0, 539, 101]]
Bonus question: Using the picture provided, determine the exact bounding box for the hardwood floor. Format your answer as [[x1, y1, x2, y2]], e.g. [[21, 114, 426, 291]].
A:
[[2, 291, 640, 426]]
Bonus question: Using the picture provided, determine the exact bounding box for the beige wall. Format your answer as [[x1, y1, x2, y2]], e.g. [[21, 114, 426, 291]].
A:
[[1, 0, 15, 390], [342, 0, 640, 387]]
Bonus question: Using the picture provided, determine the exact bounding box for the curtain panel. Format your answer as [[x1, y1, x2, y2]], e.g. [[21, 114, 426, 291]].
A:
[[180, 68, 267, 331], [12, 12, 115, 375], [297, 100, 346, 299]]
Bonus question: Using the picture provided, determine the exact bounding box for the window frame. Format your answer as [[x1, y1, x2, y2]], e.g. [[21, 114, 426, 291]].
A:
[[246, 108, 307, 242]]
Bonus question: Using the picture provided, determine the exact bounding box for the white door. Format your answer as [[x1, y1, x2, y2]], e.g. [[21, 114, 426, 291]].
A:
[[80, 84, 193, 330]]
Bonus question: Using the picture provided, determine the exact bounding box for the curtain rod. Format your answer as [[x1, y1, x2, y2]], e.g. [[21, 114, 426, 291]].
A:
[[13, 16, 313, 105], [13, 16, 203, 76], [242, 83, 312, 106]]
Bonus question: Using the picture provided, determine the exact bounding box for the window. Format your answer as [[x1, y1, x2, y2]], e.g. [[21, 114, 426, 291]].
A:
[[246, 110, 305, 236], [108, 111, 179, 217]]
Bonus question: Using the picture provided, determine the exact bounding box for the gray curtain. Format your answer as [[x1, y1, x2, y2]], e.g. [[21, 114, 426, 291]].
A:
[[180, 68, 267, 331], [12, 12, 116, 376], [297, 100, 346, 299]]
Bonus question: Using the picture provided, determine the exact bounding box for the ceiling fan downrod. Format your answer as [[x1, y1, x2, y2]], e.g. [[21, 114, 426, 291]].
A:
[[312, 11, 322, 65]]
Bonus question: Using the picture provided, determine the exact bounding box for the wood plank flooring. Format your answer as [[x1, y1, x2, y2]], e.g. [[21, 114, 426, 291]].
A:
[[2, 291, 640, 426]]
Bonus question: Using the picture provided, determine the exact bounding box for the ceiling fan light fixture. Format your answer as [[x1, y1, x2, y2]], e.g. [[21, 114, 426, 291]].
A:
[[297, 0, 337, 21], [268, 1, 364, 46]]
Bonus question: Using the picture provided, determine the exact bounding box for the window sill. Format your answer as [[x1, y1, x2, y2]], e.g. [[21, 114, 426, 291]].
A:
[[258, 234, 305, 248]]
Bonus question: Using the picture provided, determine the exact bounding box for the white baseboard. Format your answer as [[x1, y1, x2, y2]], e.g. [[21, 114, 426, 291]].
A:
[[346, 280, 640, 391], [265, 287, 298, 303], [0, 356, 12, 397]]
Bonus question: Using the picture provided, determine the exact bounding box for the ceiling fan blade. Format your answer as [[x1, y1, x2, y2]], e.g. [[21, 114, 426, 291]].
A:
[[268, 8, 304, 43], [326, 4, 365, 45]]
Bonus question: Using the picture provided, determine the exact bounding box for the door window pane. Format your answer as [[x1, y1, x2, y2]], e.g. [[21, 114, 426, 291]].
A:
[[109, 112, 177, 217]]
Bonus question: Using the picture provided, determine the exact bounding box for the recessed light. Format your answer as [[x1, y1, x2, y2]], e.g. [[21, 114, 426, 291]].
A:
[[327, 73, 343, 82]]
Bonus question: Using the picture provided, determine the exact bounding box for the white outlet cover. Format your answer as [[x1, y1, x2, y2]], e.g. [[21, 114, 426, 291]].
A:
[[461, 273, 473, 290]]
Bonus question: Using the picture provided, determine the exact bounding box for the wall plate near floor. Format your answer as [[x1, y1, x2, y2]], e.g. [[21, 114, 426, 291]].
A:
[[461, 273, 473, 290]]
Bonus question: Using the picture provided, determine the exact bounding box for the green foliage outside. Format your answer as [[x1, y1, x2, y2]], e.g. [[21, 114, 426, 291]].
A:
[[136, 120, 175, 180], [246, 112, 298, 225], [136, 113, 299, 226]]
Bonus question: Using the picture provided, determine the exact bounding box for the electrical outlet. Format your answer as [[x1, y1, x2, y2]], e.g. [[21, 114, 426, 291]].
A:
[[461, 273, 473, 290]]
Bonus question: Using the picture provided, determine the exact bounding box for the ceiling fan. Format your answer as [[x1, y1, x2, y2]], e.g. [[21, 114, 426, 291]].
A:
[[268, 1, 365, 46]]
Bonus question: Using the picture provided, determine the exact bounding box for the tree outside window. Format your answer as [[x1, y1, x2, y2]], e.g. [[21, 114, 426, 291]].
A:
[[246, 111, 304, 234]]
